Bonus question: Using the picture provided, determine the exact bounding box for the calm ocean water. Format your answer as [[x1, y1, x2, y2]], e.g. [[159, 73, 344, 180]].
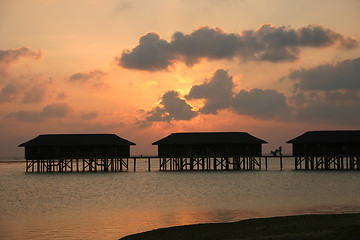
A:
[[1, 159, 360, 240]]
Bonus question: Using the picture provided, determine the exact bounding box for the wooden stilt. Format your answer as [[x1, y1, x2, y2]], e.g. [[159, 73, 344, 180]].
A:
[[265, 157, 268, 171]]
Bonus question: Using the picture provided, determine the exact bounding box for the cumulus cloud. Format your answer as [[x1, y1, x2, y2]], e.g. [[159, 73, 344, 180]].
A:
[[231, 88, 289, 119], [141, 67, 360, 125], [81, 111, 98, 120], [117, 24, 358, 71], [185, 69, 289, 119], [144, 90, 198, 122], [284, 57, 360, 125], [7, 102, 70, 122], [186, 69, 234, 114], [116, 33, 174, 71], [288, 57, 360, 90], [0, 83, 22, 103], [142, 69, 290, 123]]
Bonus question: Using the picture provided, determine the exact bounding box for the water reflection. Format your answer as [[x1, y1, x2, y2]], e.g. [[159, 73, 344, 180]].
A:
[[1, 162, 360, 239]]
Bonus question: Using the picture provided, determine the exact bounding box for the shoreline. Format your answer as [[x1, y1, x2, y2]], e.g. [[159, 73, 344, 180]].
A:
[[120, 213, 360, 240]]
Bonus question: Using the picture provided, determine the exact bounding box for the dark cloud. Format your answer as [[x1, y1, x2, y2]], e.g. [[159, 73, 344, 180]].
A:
[[324, 90, 359, 102], [231, 88, 289, 119], [171, 27, 240, 66], [0, 83, 22, 103], [288, 57, 360, 90], [186, 69, 289, 119], [116, 33, 174, 71], [145, 90, 198, 122], [117, 25, 358, 71], [143, 69, 290, 123], [81, 111, 98, 120], [185, 69, 234, 113], [288, 92, 308, 106], [141, 67, 360, 125], [7, 102, 70, 122], [296, 100, 360, 125]]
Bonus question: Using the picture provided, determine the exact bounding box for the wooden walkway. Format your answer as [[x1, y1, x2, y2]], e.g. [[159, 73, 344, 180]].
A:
[[25, 155, 360, 173]]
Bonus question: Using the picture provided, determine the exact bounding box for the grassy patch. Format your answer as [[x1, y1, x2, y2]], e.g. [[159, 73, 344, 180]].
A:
[[120, 213, 360, 240]]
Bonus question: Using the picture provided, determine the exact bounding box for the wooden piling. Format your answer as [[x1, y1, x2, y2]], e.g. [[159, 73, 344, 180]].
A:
[[265, 157, 268, 171]]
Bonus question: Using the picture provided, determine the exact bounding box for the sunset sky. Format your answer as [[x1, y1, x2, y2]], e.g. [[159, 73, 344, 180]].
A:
[[1, 0, 360, 156]]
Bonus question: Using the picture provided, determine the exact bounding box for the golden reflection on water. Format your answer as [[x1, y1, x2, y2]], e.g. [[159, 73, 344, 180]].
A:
[[1, 162, 360, 239]]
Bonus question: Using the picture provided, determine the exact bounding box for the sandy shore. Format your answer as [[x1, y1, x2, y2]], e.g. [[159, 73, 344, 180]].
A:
[[120, 213, 360, 240]]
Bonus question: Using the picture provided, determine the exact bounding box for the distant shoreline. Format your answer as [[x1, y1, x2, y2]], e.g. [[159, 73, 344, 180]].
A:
[[120, 213, 360, 240], [0, 159, 25, 163]]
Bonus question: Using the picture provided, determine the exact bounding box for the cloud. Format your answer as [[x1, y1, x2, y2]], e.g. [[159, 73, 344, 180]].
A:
[[81, 111, 98, 120], [117, 24, 358, 71], [288, 57, 360, 90], [0, 47, 44, 64], [185, 69, 234, 114], [115, 0, 133, 11], [69, 69, 106, 82], [142, 69, 290, 123], [116, 33, 174, 71], [141, 68, 360, 125], [0, 47, 44, 74], [0, 83, 22, 103], [0, 79, 50, 104], [186, 69, 289, 119], [324, 90, 359, 102], [296, 100, 360, 125], [144, 90, 198, 122], [7, 102, 70, 122], [22, 84, 46, 104], [231, 88, 290, 119]]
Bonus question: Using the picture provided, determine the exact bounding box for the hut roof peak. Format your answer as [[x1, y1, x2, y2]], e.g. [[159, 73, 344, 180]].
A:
[[152, 132, 267, 145], [19, 133, 136, 147], [287, 130, 360, 143]]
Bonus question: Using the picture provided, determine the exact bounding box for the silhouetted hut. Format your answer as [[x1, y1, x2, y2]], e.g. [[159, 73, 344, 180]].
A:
[[287, 130, 360, 156], [152, 132, 267, 157], [19, 134, 136, 159]]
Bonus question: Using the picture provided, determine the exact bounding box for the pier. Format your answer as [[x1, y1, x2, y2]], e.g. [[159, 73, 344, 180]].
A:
[[20, 130, 360, 173], [24, 154, 360, 173]]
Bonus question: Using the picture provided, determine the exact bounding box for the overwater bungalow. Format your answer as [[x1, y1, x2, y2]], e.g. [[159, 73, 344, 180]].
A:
[[287, 130, 360, 156], [19, 134, 135, 172], [152, 132, 268, 157], [152, 132, 268, 171], [287, 130, 360, 170]]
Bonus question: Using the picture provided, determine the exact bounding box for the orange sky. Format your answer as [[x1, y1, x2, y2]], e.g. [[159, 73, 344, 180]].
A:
[[1, 0, 360, 156]]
